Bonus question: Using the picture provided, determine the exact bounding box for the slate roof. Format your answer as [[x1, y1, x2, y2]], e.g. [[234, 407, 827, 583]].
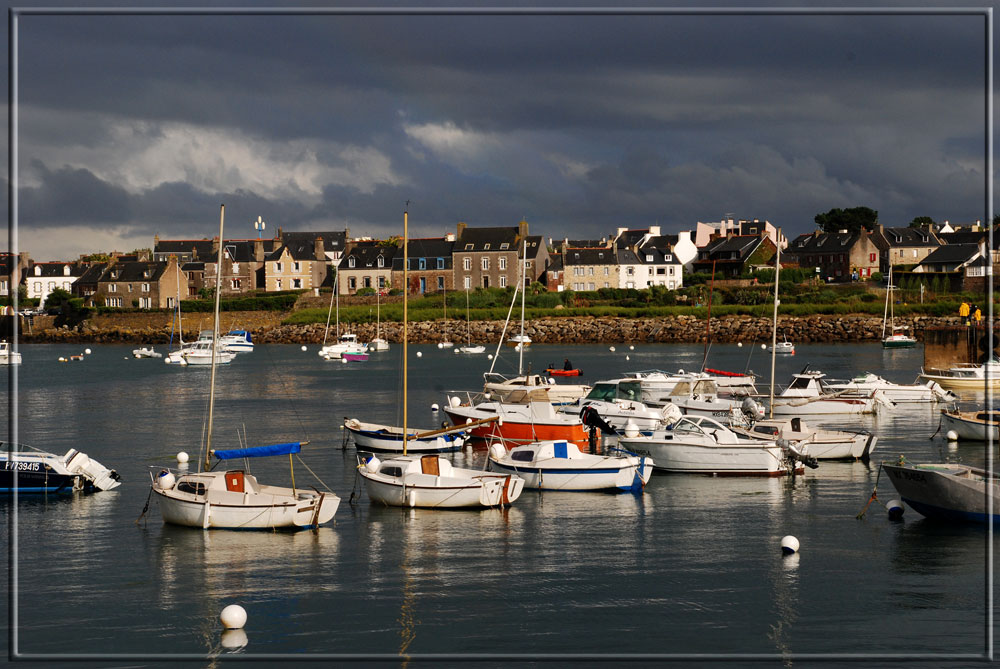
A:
[[28, 262, 87, 278], [155, 239, 214, 259], [0, 254, 14, 276], [181, 262, 205, 272], [564, 248, 617, 266], [641, 234, 678, 250], [699, 235, 765, 259], [521, 235, 545, 258], [340, 242, 397, 269], [456, 226, 519, 251], [101, 261, 169, 283], [614, 229, 650, 249], [400, 238, 455, 262], [788, 231, 861, 254], [870, 226, 938, 252], [917, 243, 981, 266], [635, 247, 682, 265], [76, 263, 108, 285], [283, 230, 346, 254], [545, 253, 563, 272], [938, 230, 990, 247]]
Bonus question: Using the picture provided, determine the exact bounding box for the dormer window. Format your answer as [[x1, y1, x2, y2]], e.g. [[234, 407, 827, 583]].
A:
[[465, 244, 474, 250], [484, 243, 491, 250], [377, 256, 384, 268], [665, 254, 673, 261], [500, 243, 509, 250], [646, 254, 653, 262], [143, 270, 151, 278], [348, 257, 356, 268]]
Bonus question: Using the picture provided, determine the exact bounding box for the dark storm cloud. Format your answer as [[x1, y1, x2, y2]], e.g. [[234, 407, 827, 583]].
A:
[[6, 5, 993, 257]]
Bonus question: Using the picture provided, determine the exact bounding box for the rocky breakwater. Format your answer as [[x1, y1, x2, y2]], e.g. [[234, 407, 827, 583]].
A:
[[20, 311, 974, 345]]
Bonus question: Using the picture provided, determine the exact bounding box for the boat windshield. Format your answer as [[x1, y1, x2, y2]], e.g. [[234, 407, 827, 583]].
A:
[[585, 381, 641, 402]]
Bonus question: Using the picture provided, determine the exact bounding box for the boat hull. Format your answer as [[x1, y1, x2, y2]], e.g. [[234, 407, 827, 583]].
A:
[[346, 421, 463, 453], [882, 338, 916, 349], [359, 470, 523, 508], [804, 433, 876, 460], [444, 407, 592, 450], [883, 463, 1000, 523], [940, 411, 1000, 441], [153, 486, 339, 529], [488, 457, 652, 492], [917, 372, 1000, 390], [618, 438, 794, 476], [770, 398, 873, 415]]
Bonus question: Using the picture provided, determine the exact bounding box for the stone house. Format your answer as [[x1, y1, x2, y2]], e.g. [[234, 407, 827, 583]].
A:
[[391, 237, 455, 295], [0, 252, 31, 299], [88, 257, 185, 309], [786, 229, 880, 281], [453, 223, 523, 291], [564, 247, 619, 291], [869, 225, 940, 272], [338, 242, 397, 295], [912, 243, 983, 274], [692, 233, 778, 278], [542, 253, 565, 292]]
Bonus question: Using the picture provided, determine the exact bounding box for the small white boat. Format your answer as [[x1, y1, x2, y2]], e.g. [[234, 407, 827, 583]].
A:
[[487, 440, 653, 492], [219, 329, 254, 353], [483, 372, 591, 404], [151, 443, 339, 529], [559, 378, 681, 432], [618, 415, 809, 476], [0, 341, 21, 365], [768, 339, 795, 355], [623, 369, 757, 403], [770, 371, 882, 415], [939, 409, 1000, 441], [458, 345, 486, 354], [357, 452, 524, 508], [881, 268, 917, 349], [181, 340, 235, 366], [319, 333, 368, 360], [883, 461, 1000, 524], [1, 443, 121, 493], [370, 338, 390, 352], [918, 358, 1000, 391], [457, 288, 483, 354], [132, 346, 163, 359], [730, 414, 876, 461], [344, 418, 465, 453], [825, 372, 955, 403], [507, 333, 531, 348]]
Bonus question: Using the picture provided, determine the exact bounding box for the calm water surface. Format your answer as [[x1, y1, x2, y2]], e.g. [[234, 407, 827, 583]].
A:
[[1, 341, 994, 665]]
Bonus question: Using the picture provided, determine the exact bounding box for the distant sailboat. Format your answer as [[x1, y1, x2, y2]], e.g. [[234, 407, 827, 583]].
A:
[[882, 266, 916, 348], [370, 287, 390, 352], [439, 283, 454, 348], [458, 287, 485, 354]]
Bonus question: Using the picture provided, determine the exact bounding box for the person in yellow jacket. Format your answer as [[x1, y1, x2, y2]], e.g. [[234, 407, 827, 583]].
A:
[[960, 301, 970, 326], [974, 306, 982, 324]]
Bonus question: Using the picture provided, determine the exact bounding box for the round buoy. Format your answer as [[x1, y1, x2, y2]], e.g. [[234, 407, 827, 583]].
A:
[[58, 357, 67, 362], [220, 628, 248, 650], [454, 349, 459, 354], [738, 342, 743, 348], [365, 456, 381, 473], [466, 418, 473, 425], [487, 354, 493, 360], [301, 346, 307, 352], [946, 430, 959, 441], [156, 470, 175, 490], [84, 348, 92, 355], [416, 351, 423, 358], [176, 451, 189, 464], [449, 396, 461, 408], [629, 345, 635, 351], [220, 604, 247, 629], [623, 419, 639, 438], [609, 346, 616, 352], [437, 343, 443, 349], [887, 499, 904, 520], [780, 535, 799, 555], [761, 344, 767, 350], [431, 403, 439, 412], [340, 358, 347, 364]]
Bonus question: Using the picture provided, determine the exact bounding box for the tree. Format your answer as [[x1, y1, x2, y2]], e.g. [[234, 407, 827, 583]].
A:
[[814, 207, 879, 233], [44, 287, 72, 310], [909, 216, 936, 229]]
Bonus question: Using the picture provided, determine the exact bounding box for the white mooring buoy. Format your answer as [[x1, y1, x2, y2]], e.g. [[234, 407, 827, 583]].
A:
[[629, 345, 634, 351], [946, 430, 959, 441], [738, 342, 743, 348], [416, 351, 423, 358], [761, 344, 767, 350], [886, 499, 904, 520], [780, 535, 799, 555], [220, 604, 247, 630], [84, 348, 92, 355], [430, 403, 439, 412], [609, 346, 616, 352], [301, 345, 307, 352], [176, 451, 189, 464]]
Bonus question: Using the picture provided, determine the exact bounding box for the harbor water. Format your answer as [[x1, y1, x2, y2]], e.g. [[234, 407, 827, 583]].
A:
[[1, 342, 994, 664]]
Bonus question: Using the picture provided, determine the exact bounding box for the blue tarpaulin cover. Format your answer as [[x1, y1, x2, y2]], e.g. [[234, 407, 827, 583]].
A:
[[214, 442, 301, 460]]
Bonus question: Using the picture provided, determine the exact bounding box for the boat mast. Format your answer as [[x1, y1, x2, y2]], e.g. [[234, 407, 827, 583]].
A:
[[882, 266, 892, 340], [518, 237, 527, 375], [769, 230, 780, 419], [203, 204, 225, 472], [701, 260, 717, 371], [322, 269, 337, 348], [403, 203, 409, 456]]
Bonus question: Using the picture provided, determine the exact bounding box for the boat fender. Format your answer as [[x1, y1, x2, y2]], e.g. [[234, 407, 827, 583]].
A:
[[365, 456, 381, 473], [156, 470, 176, 490], [623, 419, 640, 438], [490, 443, 506, 461], [449, 396, 462, 408]]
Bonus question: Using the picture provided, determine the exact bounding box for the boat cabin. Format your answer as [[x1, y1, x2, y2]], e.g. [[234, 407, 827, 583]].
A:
[[508, 440, 584, 463], [781, 372, 829, 397], [668, 379, 720, 400], [584, 380, 643, 402], [376, 455, 456, 478]]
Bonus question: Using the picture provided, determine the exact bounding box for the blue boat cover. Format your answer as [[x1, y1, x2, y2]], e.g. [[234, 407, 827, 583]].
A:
[[553, 441, 568, 459], [214, 442, 301, 460]]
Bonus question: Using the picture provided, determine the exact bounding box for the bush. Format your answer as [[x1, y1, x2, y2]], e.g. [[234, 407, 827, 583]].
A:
[[356, 287, 376, 296]]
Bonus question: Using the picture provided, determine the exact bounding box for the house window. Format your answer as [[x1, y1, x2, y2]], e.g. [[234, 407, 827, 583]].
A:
[[139, 297, 151, 309], [465, 244, 474, 250], [499, 257, 507, 270], [646, 255, 653, 262], [463, 258, 472, 271], [869, 253, 876, 263], [232, 262, 239, 274], [127, 284, 133, 292], [669, 267, 675, 276], [436, 258, 445, 270], [484, 244, 491, 250], [275, 279, 282, 290], [604, 267, 610, 276], [437, 276, 444, 291], [109, 284, 118, 292], [348, 257, 356, 268], [669, 281, 676, 289], [275, 262, 282, 272], [604, 282, 610, 288], [588, 283, 595, 291], [499, 275, 507, 288], [166, 297, 175, 309], [657, 268, 665, 275], [464, 276, 471, 290], [293, 278, 303, 289], [626, 267, 634, 276], [377, 256, 384, 268], [231, 279, 241, 290], [348, 277, 356, 290], [142, 283, 150, 292], [363, 277, 372, 289], [293, 261, 301, 272], [482, 258, 490, 271], [419, 259, 427, 270]]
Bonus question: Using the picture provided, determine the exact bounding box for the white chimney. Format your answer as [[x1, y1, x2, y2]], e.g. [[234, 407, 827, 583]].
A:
[[649, 225, 661, 236]]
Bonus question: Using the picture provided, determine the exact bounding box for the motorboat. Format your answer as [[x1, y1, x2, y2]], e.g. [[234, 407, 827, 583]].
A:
[[769, 371, 883, 415], [486, 440, 653, 492], [357, 452, 523, 508], [883, 331, 917, 348], [344, 418, 466, 453], [825, 372, 955, 403], [618, 415, 812, 476], [181, 340, 235, 366], [319, 333, 368, 360], [558, 378, 681, 433], [482, 372, 590, 405], [664, 378, 764, 419], [219, 329, 254, 353], [445, 389, 595, 451], [132, 346, 163, 359], [939, 409, 1000, 441], [0, 341, 21, 365], [150, 206, 339, 531], [370, 338, 391, 352], [883, 461, 999, 524], [623, 369, 756, 404], [768, 338, 795, 355], [918, 358, 1000, 391], [730, 413, 876, 461], [2, 443, 121, 493], [507, 334, 531, 348]]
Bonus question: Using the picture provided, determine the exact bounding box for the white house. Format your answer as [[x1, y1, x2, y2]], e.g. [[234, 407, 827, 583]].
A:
[[26, 262, 86, 306]]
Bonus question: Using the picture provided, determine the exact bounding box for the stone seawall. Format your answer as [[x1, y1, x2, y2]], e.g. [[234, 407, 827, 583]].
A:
[[17, 311, 981, 345]]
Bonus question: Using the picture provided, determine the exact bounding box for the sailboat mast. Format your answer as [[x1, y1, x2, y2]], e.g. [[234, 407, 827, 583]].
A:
[[403, 204, 409, 455], [203, 204, 225, 472], [518, 238, 526, 375], [322, 270, 337, 348], [882, 267, 892, 340], [701, 260, 717, 370], [769, 230, 781, 419]]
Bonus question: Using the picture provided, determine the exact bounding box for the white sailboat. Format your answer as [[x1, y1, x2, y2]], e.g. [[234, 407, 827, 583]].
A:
[[150, 205, 340, 530], [882, 266, 917, 348], [318, 272, 368, 359], [439, 283, 454, 348], [370, 288, 390, 352], [458, 287, 485, 354], [356, 204, 524, 508]]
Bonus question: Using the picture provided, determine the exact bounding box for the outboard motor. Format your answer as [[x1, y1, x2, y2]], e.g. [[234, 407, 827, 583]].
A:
[[778, 438, 819, 470], [741, 397, 763, 422], [580, 405, 617, 436]]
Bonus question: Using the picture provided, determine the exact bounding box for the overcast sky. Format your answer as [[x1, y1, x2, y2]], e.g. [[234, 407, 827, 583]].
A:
[[3, 3, 993, 261]]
